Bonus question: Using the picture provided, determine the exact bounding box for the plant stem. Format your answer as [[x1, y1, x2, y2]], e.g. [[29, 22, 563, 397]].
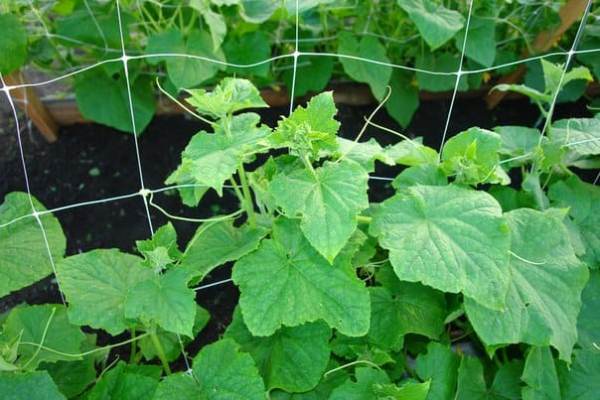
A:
[[357, 215, 372, 224], [150, 330, 171, 375], [237, 164, 256, 226]]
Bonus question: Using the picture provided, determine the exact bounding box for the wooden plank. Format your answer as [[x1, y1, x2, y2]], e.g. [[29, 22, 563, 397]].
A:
[[485, 0, 589, 109], [4, 71, 59, 142]]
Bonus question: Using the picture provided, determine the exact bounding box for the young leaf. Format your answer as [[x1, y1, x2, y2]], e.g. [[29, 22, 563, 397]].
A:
[[370, 185, 511, 310], [232, 218, 370, 337], [415, 343, 460, 400], [0, 193, 66, 298], [464, 209, 589, 361], [124, 269, 197, 337], [180, 220, 269, 282], [441, 127, 507, 185], [153, 339, 266, 400], [136, 222, 182, 271], [337, 32, 392, 99], [1, 304, 86, 370], [549, 176, 600, 269], [269, 160, 369, 262], [185, 78, 268, 118], [225, 308, 331, 393], [0, 14, 27, 74], [271, 91, 340, 158], [398, 0, 465, 50], [0, 371, 66, 400], [385, 138, 438, 166], [522, 347, 560, 400], [335, 138, 394, 173], [329, 367, 390, 400], [56, 249, 154, 335], [373, 380, 431, 400]]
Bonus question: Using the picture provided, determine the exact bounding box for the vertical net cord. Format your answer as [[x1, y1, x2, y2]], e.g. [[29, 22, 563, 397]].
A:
[[114, 0, 192, 372], [537, 0, 592, 144], [438, 0, 475, 158], [288, 0, 300, 115], [0, 73, 66, 305]]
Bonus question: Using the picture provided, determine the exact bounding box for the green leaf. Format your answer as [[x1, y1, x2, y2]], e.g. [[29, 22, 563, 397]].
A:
[[455, 357, 522, 400], [271, 91, 340, 158], [56, 249, 154, 335], [88, 362, 160, 400], [0, 371, 66, 400], [329, 367, 390, 400], [124, 269, 196, 337], [185, 78, 268, 118], [136, 222, 182, 271], [270, 160, 369, 262], [239, 0, 279, 23], [284, 56, 334, 98], [549, 176, 600, 268], [464, 209, 589, 361], [493, 126, 541, 165], [147, 29, 225, 89], [335, 138, 394, 173], [370, 185, 511, 310], [270, 362, 349, 400], [441, 127, 506, 185], [415, 343, 459, 400], [392, 164, 447, 188], [373, 380, 431, 400], [386, 70, 420, 127], [558, 348, 600, 400], [0, 14, 27, 74], [139, 306, 209, 362], [225, 308, 331, 392], [1, 304, 86, 370], [385, 139, 438, 167], [232, 218, 370, 337], [224, 31, 272, 77], [577, 270, 600, 350], [492, 84, 549, 103], [369, 266, 446, 350], [522, 347, 560, 400], [0, 192, 66, 298], [180, 220, 269, 282], [75, 68, 155, 134], [549, 118, 600, 157], [416, 51, 468, 92], [167, 112, 270, 205], [190, 0, 227, 50], [455, 16, 496, 67], [338, 32, 392, 99], [398, 0, 464, 50]]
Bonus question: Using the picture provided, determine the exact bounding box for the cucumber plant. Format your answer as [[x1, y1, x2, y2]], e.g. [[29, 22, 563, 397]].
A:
[[1, 75, 599, 398]]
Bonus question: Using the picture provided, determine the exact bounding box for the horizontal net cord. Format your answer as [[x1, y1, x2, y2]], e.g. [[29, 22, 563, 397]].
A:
[[5, 46, 600, 91], [193, 278, 233, 292]]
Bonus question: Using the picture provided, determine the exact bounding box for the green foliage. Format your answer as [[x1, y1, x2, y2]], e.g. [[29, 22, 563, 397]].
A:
[[0, 14, 27, 74]]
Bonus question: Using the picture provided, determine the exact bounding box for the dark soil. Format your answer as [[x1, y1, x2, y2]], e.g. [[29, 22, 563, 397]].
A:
[[0, 95, 595, 370]]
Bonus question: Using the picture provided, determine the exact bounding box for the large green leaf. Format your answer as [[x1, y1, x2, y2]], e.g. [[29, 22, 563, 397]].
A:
[[232, 218, 370, 337], [1, 304, 86, 370], [0, 14, 27, 74], [0, 371, 66, 400], [270, 160, 369, 262], [180, 220, 269, 281], [416, 51, 468, 92], [224, 31, 272, 77], [370, 185, 511, 310], [398, 0, 464, 50], [465, 209, 588, 361], [549, 176, 600, 268], [124, 269, 196, 337], [337, 32, 392, 99], [56, 249, 153, 335], [146, 29, 225, 89], [87, 362, 161, 400], [550, 118, 600, 157], [521, 347, 560, 400], [369, 265, 446, 350], [415, 343, 460, 400], [558, 348, 600, 400], [454, 16, 496, 67], [373, 380, 431, 400], [0, 193, 66, 298], [577, 270, 600, 350], [329, 367, 390, 400], [225, 308, 331, 392], [335, 138, 393, 173], [74, 68, 155, 134], [385, 70, 420, 127], [284, 56, 334, 98], [455, 357, 521, 400]]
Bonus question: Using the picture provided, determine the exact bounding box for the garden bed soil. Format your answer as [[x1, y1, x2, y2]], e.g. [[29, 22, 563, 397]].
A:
[[0, 96, 594, 370]]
